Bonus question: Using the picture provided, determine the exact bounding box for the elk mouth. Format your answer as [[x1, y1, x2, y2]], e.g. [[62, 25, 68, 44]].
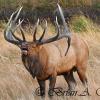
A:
[[21, 48, 28, 55]]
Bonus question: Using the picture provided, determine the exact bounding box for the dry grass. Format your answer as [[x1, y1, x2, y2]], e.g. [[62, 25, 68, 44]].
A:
[[0, 29, 36, 100], [0, 21, 100, 100]]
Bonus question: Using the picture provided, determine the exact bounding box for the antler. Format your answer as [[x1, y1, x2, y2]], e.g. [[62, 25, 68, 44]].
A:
[[34, 4, 71, 56], [57, 4, 71, 55], [4, 4, 71, 56], [4, 7, 26, 46], [33, 19, 48, 43]]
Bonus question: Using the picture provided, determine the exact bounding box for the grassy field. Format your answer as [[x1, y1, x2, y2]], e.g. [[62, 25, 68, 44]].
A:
[[0, 17, 100, 100]]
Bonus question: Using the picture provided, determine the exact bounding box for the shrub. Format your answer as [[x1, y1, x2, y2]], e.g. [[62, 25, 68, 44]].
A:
[[70, 15, 90, 32], [93, 3, 100, 9]]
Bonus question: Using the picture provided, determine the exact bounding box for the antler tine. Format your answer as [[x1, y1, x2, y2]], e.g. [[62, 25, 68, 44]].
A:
[[6, 8, 20, 27], [14, 7, 23, 23], [4, 7, 23, 46], [19, 19, 26, 41], [33, 18, 39, 42], [38, 19, 47, 42], [18, 19, 24, 27], [12, 18, 24, 32], [56, 16, 71, 55], [20, 28, 26, 42], [7, 13, 14, 27], [56, 16, 59, 26], [57, 4, 69, 34], [9, 16, 24, 42], [65, 36, 71, 55], [55, 16, 60, 35], [57, 4, 71, 55], [37, 17, 60, 45]]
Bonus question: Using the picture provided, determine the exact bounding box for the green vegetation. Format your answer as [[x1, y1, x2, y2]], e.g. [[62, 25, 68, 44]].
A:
[[69, 15, 100, 33], [0, 0, 17, 8], [94, 3, 100, 9], [59, 0, 92, 7], [0, 0, 99, 33], [70, 16, 89, 32]]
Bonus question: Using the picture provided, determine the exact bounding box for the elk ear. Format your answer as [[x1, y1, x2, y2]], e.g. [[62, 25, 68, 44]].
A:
[[32, 43, 42, 50]]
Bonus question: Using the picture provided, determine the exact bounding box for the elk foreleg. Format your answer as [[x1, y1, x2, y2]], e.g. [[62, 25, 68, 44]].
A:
[[37, 79, 45, 96], [48, 74, 57, 96]]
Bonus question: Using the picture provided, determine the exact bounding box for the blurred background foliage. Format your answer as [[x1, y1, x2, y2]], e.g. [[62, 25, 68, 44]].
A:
[[0, 0, 100, 32], [0, 0, 100, 8]]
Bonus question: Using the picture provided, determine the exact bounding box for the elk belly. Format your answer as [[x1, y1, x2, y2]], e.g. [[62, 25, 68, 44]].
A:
[[56, 46, 76, 74]]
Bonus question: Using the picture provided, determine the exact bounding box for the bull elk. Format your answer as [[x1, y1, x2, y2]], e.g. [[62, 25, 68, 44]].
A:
[[4, 4, 89, 96]]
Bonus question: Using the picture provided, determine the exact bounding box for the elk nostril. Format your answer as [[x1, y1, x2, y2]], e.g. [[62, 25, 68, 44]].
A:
[[22, 48, 28, 51]]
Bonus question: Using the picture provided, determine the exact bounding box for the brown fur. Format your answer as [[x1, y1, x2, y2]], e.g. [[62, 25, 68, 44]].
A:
[[21, 33, 89, 96]]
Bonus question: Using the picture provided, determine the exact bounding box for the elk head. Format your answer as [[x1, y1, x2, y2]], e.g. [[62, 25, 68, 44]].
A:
[[4, 4, 71, 56]]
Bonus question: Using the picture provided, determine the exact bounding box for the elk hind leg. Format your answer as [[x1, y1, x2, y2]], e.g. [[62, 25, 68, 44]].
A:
[[77, 66, 88, 88], [64, 70, 77, 91]]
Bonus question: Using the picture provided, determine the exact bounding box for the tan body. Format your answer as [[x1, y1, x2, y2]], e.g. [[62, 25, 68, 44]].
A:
[[37, 34, 88, 79], [22, 33, 89, 96], [23, 34, 88, 79]]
